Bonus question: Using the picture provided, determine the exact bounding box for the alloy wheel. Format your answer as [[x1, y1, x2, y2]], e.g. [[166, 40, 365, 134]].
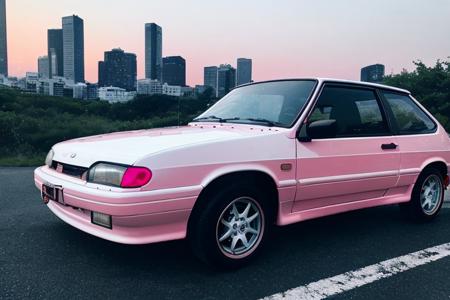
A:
[[420, 174, 443, 215], [216, 197, 264, 258]]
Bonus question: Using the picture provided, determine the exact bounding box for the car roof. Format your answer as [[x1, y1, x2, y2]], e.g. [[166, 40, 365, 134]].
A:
[[238, 78, 410, 94], [317, 78, 410, 94]]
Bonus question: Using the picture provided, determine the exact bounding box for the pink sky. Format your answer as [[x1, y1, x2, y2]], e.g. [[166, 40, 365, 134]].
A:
[[6, 0, 450, 86]]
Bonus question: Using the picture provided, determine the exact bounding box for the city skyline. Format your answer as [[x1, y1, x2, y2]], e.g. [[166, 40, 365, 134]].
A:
[[4, 0, 450, 85]]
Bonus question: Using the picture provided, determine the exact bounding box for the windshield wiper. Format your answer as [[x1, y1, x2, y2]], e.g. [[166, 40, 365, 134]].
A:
[[241, 118, 282, 127], [193, 116, 283, 127], [193, 116, 240, 123]]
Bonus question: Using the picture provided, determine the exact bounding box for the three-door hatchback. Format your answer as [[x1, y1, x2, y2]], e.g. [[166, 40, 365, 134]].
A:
[[35, 78, 450, 268]]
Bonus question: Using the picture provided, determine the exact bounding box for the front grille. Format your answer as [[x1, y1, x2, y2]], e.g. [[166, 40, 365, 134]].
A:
[[51, 161, 88, 179]]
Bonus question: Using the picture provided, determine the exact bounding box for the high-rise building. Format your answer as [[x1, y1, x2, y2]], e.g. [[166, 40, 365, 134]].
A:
[[98, 48, 137, 91], [36, 76, 74, 97], [62, 15, 84, 83], [145, 23, 162, 80], [236, 58, 252, 86], [25, 72, 39, 92], [217, 64, 236, 98], [162, 56, 186, 86], [204, 66, 218, 94], [361, 64, 385, 83], [47, 29, 64, 78], [161, 83, 193, 97], [0, 0, 8, 76], [86, 83, 98, 100], [69, 82, 87, 99], [98, 86, 136, 103], [137, 79, 162, 95], [38, 56, 49, 78]]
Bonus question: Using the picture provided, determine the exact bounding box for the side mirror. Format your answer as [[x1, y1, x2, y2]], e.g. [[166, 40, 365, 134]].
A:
[[300, 119, 337, 141]]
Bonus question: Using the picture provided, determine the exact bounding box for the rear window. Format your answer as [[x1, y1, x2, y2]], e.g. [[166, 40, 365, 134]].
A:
[[382, 92, 436, 134]]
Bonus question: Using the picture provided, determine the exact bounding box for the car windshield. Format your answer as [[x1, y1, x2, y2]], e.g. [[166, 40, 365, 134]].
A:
[[194, 80, 317, 128]]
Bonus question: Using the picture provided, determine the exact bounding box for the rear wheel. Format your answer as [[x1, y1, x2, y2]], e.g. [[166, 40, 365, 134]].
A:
[[401, 167, 445, 221], [189, 183, 271, 269]]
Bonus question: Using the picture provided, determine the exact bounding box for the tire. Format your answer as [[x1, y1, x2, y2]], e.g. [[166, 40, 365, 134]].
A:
[[400, 167, 445, 222], [189, 183, 271, 269]]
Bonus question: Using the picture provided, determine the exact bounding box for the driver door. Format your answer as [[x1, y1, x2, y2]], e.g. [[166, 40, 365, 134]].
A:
[[294, 84, 400, 212]]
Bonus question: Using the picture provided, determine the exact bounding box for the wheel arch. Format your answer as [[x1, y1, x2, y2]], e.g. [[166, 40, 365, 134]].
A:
[[420, 159, 448, 177], [187, 170, 279, 237]]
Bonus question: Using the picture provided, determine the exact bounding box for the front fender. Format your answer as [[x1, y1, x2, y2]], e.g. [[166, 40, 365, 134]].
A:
[[200, 163, 297, 189]]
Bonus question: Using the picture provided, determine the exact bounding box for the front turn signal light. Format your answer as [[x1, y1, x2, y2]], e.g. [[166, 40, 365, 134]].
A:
[[120, 167, 152, 188]]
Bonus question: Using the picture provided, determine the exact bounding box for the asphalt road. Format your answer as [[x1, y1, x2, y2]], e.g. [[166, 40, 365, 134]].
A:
[[1, 167, 450, 300]]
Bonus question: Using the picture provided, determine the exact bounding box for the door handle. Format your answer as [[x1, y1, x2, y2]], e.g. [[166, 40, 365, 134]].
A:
[[381, 143, 398, 150]]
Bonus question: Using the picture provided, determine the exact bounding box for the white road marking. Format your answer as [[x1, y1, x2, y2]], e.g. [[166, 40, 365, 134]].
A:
[[262, 242, 450, 300]]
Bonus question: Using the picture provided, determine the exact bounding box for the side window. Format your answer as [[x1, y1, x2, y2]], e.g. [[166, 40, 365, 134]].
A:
[[309, 86, 389, 138], [382, 92, 436, 134]]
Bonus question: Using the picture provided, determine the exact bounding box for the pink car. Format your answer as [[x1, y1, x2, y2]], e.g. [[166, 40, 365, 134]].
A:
[[35, 78, 450, 268]]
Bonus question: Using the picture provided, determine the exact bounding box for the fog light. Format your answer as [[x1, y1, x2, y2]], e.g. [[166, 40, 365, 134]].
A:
[[91, 211, 112, 229]]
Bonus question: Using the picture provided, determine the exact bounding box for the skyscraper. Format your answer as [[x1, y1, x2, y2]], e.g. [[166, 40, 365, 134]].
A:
[[217, 64, 236, 98], [47, 29, 64, 78], [98, 48, 137, 91], [38, 56, 49, 78], [162, 56, 186, 86], [62, 15, 84, 83], [204, 66, 218, 93], [145, 23, 162, 80], [236, 58, 252, 86], [361, 64, 385, 83], [0, 0, 8, 76]]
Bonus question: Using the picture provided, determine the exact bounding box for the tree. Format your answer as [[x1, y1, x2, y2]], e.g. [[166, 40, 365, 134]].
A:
[[0, 90, 214, 165], [198, 86, 215, 101], [383, 60, 450, 131]]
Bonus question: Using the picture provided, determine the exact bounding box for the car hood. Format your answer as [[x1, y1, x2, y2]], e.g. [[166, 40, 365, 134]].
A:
[[52, 124, 287, 167]]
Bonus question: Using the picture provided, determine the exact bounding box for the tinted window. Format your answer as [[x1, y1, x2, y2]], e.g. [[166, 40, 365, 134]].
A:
[[309, 86, 389, 138], [382, 92, 436, 134], [195, 80, 316, 128]]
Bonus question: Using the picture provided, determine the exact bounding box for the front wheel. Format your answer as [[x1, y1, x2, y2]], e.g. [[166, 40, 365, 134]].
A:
[[401, 167, 445, 221], [189, 184, 270, 269]]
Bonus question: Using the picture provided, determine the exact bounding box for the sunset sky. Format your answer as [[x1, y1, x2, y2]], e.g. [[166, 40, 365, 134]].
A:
[[6, 0, 450, 86]]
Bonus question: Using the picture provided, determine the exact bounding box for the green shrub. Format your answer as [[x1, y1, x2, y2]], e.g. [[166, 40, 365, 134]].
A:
[[0, 91, 214, 166]]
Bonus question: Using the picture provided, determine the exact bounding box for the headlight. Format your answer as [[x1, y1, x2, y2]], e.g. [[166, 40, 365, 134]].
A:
[[45, 149, 54, 167], [88, 163, 152, 188], [88, 163, 127, 186]]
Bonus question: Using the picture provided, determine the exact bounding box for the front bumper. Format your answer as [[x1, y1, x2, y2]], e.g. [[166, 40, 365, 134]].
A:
[[34, 166, 201, 244]]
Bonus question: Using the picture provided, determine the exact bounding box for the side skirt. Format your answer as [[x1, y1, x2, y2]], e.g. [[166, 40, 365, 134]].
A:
[[276, 184, 414, 226]]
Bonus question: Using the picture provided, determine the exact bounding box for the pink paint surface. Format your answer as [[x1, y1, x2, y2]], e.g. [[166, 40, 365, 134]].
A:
[[33, 79, 450, 245]]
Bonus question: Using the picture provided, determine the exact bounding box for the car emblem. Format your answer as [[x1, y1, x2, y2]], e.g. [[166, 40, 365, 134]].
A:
[[70, 153, 77, 158]]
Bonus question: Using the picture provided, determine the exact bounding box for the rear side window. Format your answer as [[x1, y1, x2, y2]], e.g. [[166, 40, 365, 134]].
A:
[[382, 92, 436, 134], [309, 86, 389, 138]]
